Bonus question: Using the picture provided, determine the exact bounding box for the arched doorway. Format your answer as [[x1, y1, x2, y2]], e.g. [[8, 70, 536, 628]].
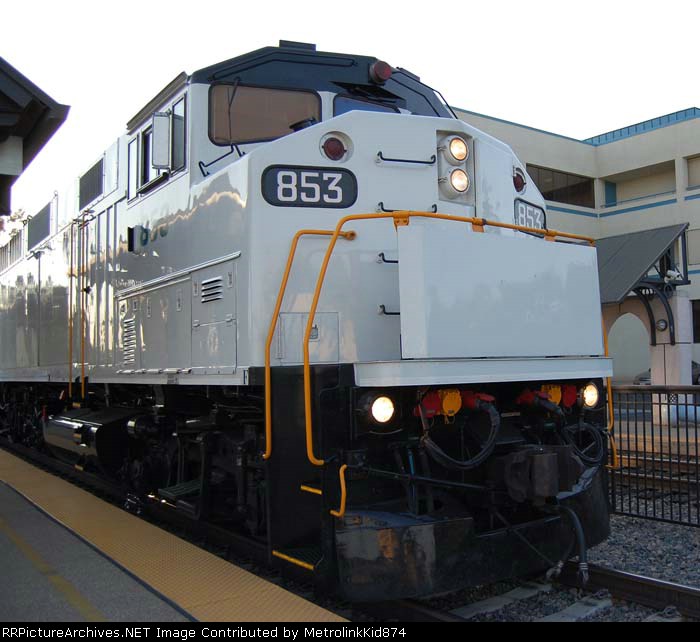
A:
[[607, 312, 651, 384]]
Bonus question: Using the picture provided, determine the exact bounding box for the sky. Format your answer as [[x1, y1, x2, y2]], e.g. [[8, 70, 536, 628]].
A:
[[4, 0, 700, 217]]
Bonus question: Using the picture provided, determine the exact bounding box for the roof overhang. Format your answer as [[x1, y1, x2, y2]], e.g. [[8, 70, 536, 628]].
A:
[[597, 223, 689, 305], [0, 57, 70, 215], [597, 223, 690, 346]]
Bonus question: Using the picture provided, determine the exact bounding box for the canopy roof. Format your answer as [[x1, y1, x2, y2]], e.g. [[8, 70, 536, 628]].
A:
[[0, 57, 69, 214]]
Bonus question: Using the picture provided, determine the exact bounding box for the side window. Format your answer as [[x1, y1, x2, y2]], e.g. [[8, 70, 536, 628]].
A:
[[209, 85, 321, 145], [141, 128, 159, 185], [128, 95, 187, 200], [128, 139, 138, 199], [172, 97, 186, 171]]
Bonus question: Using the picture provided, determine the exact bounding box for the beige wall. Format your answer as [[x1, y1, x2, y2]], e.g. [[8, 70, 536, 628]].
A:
[[688, 156, 700, 188], [614, 166, 676, 203], [608, 313, 651, 383], [456, 110, 597, 178]]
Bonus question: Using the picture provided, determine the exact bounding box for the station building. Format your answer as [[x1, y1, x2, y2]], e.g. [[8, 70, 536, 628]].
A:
[[458, 107, 700, 385]]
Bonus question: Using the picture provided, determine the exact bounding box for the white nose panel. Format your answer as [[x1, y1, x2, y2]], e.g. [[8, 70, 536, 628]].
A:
[[397, 223, 604, 360]]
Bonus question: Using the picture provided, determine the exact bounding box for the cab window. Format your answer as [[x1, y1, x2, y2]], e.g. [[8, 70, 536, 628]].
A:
[[209, 85, 321, 145]]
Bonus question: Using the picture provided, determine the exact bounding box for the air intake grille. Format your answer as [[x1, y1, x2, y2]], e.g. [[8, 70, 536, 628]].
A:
[[201, 276, 223, 303], [122, 317, 136, 364]]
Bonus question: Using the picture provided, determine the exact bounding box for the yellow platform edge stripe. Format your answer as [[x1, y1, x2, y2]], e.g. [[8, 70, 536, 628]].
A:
[[0, 448, 345, 622]]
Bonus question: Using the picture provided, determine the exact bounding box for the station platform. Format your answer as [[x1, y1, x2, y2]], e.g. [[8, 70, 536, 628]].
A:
[[0, 448, 344, 622]]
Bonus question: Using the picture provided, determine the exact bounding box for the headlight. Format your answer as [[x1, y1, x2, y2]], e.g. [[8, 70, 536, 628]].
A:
[[450, 169, 470, 193], [449, 137, 468, 162], [580, 383, 600, 409], [371, 396, 395, 424]]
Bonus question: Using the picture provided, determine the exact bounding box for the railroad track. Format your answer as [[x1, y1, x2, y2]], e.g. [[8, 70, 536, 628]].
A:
[[362, 564, 700, 622], [613, 470, 700, 494], [559, 564, 700, 621]]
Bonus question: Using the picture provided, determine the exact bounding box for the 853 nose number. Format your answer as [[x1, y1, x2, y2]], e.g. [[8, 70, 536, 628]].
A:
[[514, 199, 546, 231], [261, 166, 358, 208]]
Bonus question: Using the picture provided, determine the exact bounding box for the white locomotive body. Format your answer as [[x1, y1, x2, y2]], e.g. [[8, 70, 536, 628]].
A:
[[0, 42, 612, 600]]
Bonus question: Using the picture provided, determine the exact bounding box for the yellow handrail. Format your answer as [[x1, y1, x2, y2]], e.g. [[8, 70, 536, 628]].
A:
[[263, 229, 356, 460], [271, 550, 315, 571], [300, 485, 323, 496], [68, 222, 74, 398], [330, 464, 348, 518], [602, 321, 619, 469], [80, 220, 87, 400], [302, 211, 597, 467]]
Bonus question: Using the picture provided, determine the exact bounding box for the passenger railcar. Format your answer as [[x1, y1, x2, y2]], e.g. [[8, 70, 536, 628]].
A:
[[0, 41, 612, 600]]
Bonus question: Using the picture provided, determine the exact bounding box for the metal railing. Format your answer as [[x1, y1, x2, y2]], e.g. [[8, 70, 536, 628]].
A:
[[609, 385, 700, 527]]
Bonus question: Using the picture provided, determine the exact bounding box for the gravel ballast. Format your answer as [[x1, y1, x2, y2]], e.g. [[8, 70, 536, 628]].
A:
[[589, 512, 700, 588]]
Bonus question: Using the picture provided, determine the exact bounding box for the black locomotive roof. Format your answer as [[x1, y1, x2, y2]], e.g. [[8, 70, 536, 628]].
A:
[[190, 41, 453, 119]]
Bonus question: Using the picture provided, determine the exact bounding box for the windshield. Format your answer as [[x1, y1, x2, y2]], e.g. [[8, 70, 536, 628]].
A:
[[209, 84, 321, 145], [333, 96, 399, 117]]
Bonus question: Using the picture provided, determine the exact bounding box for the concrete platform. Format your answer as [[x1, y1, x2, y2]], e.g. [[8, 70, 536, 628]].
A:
[[0, 448, 344, 622], [0, 482, 190, 622]]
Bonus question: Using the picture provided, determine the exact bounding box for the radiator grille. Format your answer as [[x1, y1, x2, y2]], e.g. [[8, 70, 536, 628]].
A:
[[122, 317, 136, 364], [200, 276, 223, 303]]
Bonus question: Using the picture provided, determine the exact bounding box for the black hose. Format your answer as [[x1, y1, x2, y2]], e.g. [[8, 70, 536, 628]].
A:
[[420, 401, 500, 471], [559, 505, 589, 584], [546, 531, 577, 581], [417, 448, 435, 513], [560, 421, 605, 466]]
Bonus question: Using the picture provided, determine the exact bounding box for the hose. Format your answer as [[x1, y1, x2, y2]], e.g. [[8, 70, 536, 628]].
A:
[[534, 397, 605, 466], [546, 532, 576, 581], [560, 421, 605, 467], [559, 505, 589, 584], [419, 400, 500, 471]]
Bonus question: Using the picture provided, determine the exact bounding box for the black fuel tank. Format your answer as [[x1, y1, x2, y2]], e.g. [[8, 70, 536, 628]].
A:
[[43, 406, 137, 474]]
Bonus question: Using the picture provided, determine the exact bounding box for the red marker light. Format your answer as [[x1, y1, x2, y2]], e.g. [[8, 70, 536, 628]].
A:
[[513, 169, 526, 193], [414, 392, 442, 419], [369, 60, 393, 84], [322, 137, 346, 161], [562, 385, 578, 408]]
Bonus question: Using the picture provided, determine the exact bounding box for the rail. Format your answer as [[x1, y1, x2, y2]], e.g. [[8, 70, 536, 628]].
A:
[[81, 219, 87, 400], [609, 385, 700, 527], [559, 562, 700, 620], [602, 322, 618, 469], [68, 222, 75, 398], [329, 464, 348, 518]]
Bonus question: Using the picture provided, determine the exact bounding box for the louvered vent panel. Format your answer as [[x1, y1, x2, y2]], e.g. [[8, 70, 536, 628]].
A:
[[201, 276, 223, 303], [122, 317, 137, 364], [79, 157, 104, 209]]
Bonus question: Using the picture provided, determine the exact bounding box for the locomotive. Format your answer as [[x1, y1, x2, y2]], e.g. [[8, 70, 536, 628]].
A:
[[0, 41, 612, 601]]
